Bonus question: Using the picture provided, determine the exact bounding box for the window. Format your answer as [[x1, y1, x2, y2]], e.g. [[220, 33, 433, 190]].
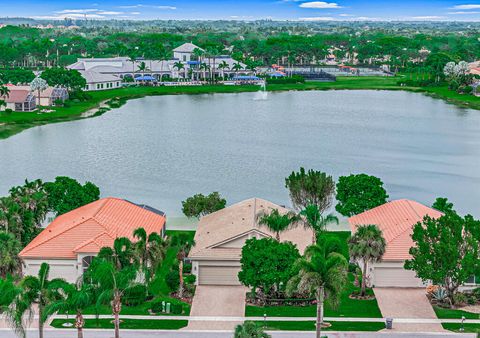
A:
[[183, 55, 187, 62], [82, 256, 95, 273]]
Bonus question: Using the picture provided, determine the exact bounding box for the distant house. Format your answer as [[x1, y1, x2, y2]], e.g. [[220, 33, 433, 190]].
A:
[[188, 198, 312, 286], [79, 70, 122, 91], [349, 199, 443, 288], [0, 88, 36, 112], [13, 85, 68, 106], [19, 197, 166, 282], [173, 42, 203, 62]]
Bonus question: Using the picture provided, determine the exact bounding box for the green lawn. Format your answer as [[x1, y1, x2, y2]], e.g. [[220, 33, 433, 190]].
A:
[[50, 318, 188, 330], [246, 231, 382, 318], [442, 323, 480, 333], [149, 230, 195, 296], [254, 320, 385, 331], [434, 306, 479, 320], [5, 75, 478, 140]]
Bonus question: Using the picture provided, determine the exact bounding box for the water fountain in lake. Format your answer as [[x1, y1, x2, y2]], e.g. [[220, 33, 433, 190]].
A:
[[253, 81, 268, 101]]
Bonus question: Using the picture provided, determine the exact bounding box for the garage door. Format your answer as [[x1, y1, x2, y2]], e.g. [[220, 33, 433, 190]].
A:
[[374, 267, 426, 288], [198, 266, 241, 285]]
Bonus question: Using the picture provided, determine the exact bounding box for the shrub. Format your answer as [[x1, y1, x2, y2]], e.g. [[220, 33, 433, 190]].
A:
[[171, 303, 183, 314], [150, 298, 185, 314], [266, 75, 305, 85], [124, 284, 147, 306], [453, 292, 468, 306], [184, 274, 196, 285], [472, 287, 480, 300], [183, 262, 192, 274], [166, 267, 180, 292]]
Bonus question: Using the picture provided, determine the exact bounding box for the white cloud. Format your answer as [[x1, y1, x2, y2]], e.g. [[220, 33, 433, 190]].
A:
[[299, 16, 335, 21], [339, 13, 353, 17], [448, 11, 480, 14], [97, 11, 124, 15], [32, 13, 106, 19], [130, 12, 141, 15], [55, 9, 98, 14], [409, 15, 445, 20], [118, 4, 176, 10], [451, 4, 480, 9], [299, 2, 342, 9]]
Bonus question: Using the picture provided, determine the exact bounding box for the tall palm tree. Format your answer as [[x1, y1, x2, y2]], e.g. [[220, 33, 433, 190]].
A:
[[218, 60, 229, 80], [234, 320, 271, 338], [300, 205, 339, 244], [0, 232, 23, 278], [133, 227, 168, 285], [170, 234, 195, 299], [348, 224, 386, 297], [45, 282, 93, 338], [137, 61, 150, 85], [8, 263, 67, 338], [257, 209, 300, 241], [199, 62, 210, 80], [97, 237, 136, 270], [232, 62, 243, 77], [128, 55, 137, 83], [287, 241, 348, 338], [173, 61, 185, 80], [90, 259, 138, 338]]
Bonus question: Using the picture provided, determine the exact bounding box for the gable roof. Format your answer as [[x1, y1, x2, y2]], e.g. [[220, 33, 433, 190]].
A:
[[19, 198, 166, 259], [173, 42, 202, 53], [348, 199, 443, 261], [189, 197, 313, 260], [1, 89, 31, 103]]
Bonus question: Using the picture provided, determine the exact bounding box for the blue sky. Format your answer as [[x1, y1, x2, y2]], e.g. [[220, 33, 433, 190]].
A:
[[2, 0, 480, 21]]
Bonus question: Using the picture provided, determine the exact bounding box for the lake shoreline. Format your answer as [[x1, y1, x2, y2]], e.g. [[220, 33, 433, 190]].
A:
[[1, 76, 479, 140]]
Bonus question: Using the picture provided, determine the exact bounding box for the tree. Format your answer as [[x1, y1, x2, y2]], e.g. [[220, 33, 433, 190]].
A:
[[287, 240, 348, 338], [232, 62, 243, 76], [137, 61, 150, 84], [89, 258, 138, 338], [8, 263, 67, 338], [45, 282, 93, 338], [44, 176, 100, 216], [133, 227, 167, 285], [0, 232, 23, 278], [335, 174, 389, 217], [405, 208, 480, 306], [40, 68, 86, 93], [432, 197, 454, 214], [239, 238, 300, 298], [425, 52, 454, 83], [97, 237, 136, 270], [173, 61, 185, 80], [181, 192, 226, 218], [256, 209, 299, 241], [285, 168, 335, 212], [0, 276, 20, 313], [30, 77, 48, 106], [300, 204, 338, 244], [218, 60, 229, 80], [348, 224, 386, 296], [234, 321, 271, 338], [0, 84, 9, 109], [170, 233, 195, 299]]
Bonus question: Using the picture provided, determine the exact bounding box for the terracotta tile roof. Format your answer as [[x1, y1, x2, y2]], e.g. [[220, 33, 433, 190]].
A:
[[1, 89, 30, 103], [348, 199, 443, 261], [19, 198, 166, 259], [189, 197, 313, 260]]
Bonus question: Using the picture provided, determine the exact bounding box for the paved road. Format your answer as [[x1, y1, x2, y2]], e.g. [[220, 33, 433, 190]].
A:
[[0, 330, 475, 338]]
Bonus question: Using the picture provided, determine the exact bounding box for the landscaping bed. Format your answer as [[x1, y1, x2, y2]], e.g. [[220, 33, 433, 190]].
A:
[[50, 319, 188, 330]]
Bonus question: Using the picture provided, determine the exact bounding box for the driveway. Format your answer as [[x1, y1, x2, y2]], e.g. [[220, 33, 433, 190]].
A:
[[185, 285, 248, 330], [374, 288, 445, 332]]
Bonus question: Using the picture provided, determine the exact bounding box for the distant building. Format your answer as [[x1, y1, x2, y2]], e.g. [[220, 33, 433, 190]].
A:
[[19, 197, 166, 282], [173, 42, 203, 62], [13, 85, 68, 106], [79, 70, 122, 91], [0, 88, 36, 112]]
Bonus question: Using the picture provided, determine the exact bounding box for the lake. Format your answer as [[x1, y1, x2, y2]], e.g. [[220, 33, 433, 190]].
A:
[[1, 90, 479, 218]]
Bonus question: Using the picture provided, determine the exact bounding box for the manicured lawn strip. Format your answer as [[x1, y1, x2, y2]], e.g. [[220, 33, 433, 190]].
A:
[[149, 230, 195, 296], [4, 75, 473, 140], [254, 321, 385, 331], [442, 323, 480, 333], [434, 306, 479, 320], [75, 298, 191, 316], [50, 318, 188, 330]]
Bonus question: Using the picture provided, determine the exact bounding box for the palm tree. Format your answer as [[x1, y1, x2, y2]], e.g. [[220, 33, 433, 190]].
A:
[[287, 241, 348, 338], [137, 61, 150, 85], [234, 320, 271, 338], [0, 232, 23, 278], [348, 224, 386, 297], [8, 263, 67, 338], [232, 62, 243, 77], [257, 209, 299, 241], [170, 234, 195, 299], [0, 276, 19, 313], [199, 62, 210, 80], [90, 259, 138, 338], [173, 61, 185, 80], [300, 205, 339, 244], [97, 237, 136, 270], [218, 60, 229, 80], [45, 282, 93, 338], [133, 227, 168, 285], [128, 55, 137, 83]]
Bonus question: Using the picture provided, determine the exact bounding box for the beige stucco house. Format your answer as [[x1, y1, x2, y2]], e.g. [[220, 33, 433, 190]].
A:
[[188, 198, 313, 286]]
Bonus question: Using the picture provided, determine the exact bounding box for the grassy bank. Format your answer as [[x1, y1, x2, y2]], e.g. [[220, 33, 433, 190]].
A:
[[442, 323, 480, 333], [1, 76, 478, 140], [434, 306, 479, 320], [254, 320, 385, 331]]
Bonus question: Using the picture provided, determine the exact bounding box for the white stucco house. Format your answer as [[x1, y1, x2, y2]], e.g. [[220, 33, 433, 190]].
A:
[[19, 197, 166, 282], [349, 199, 443, 288], [188, 198, 313, 286]]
